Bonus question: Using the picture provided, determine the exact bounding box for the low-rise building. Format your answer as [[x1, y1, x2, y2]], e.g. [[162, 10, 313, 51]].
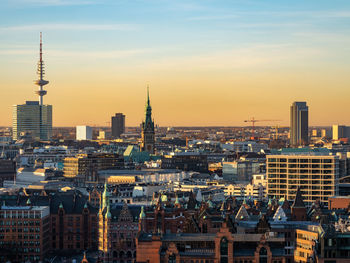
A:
[[0, 159, 16, 186], [63, 153, 124, 185]]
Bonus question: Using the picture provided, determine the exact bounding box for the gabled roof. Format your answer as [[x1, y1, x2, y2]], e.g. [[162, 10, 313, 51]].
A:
[[273, 206, 287, 221], [109, 204, 142, 222], [235, 205, 250, 221]]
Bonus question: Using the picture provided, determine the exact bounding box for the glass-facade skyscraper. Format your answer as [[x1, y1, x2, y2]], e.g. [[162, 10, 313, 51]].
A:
[[12, 101, 52, 141], [290, 101, 308, 146]]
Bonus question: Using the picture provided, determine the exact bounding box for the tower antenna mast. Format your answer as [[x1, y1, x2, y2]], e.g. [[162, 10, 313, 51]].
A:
[[35, 32, 49, 105]]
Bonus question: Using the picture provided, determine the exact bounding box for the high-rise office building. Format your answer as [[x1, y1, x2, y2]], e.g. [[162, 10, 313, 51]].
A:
[[111, 113, 125, 138], [290, 101, 308, 146], [12, 33, 52, 141], [76, 126, 92, 140], [141, 87, 155, 153], [13, 101, 52, 140]]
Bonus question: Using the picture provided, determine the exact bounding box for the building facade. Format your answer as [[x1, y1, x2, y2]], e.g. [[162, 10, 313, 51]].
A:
[[267, 154, 339, 207], [161, 153, 208, 173], [290, 102, 308, 146], [76, 126, 93, 141], [0, 205, 50, 263], [111, 113, 125, 139], [0, 159, 16, 186], [98, 184, 141, 263], [63, 153, 124, 184], [0, 188, 99, 260], [13, 101, 52, 141], [50, 193, 98, 253], [332, 124, 350, 140], [141, 87, 155, 154]]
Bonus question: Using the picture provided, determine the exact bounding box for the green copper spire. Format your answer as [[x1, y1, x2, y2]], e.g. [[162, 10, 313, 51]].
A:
[[102, 182, 110, 209], [207, 195, 214, 208], [139, 206, 146, 219], [144, 86, 154, 130], [105, 201, 111, 219], [147, 85, 150, 107], [141, 85, 155, 153]]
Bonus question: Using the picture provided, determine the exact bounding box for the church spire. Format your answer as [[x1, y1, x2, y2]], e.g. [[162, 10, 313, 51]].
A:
[[141, 85, 155, 153], [147, 85, 150, 107], [145, 85, 152, 118]]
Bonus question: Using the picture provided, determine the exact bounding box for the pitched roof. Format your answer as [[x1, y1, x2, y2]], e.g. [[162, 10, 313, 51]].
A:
[[235, 205, 250, 221], [273, 206, 287, 222], [292, 187, 305, 208]]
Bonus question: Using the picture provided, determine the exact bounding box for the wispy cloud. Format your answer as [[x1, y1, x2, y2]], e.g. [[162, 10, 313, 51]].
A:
[[6, 0, 98, 6], [142, 44, 325, 71], [245, 10, 350, 19], [187, 15, 238, 21], [0, 23, 138, 32], [49, 49, 150, 59], [0, 48, 152, 59]]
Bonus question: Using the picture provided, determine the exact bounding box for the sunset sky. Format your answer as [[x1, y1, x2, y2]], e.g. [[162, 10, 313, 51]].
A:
[[1, 0, 350, 127]]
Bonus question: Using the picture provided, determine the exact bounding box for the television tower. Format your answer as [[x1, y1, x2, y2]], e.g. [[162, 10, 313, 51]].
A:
[[34, 32, 49, 105]]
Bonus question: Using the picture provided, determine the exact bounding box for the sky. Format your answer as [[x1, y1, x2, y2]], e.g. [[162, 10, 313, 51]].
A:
[[1, 0, 350, 127]]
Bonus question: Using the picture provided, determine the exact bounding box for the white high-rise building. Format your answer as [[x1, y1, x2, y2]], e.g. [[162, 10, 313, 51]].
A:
[[76, 126, 92, 140]]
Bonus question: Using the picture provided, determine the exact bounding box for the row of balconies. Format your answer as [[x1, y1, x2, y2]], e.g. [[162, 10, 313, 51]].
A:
[[267, 158, 334, 164]]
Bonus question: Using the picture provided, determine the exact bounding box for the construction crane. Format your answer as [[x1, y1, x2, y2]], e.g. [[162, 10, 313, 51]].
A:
[[244, 118, 281, 140], [272, 125, 289, 140]]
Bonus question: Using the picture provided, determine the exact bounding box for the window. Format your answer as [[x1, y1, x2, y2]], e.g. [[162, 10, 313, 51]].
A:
[[259, 247, 268, 263], [220, 237, 228, 263]]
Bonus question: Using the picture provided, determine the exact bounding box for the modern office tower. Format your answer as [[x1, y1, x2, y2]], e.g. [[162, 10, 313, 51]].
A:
[[76, 125, 92, 140], [141, 87, 155, 153], [290, 101, 309, 146], [266, 151, 339, 207], [333, 124, 350, 140], [13, 101, 52, 140], [12, 33, 52, 141], [111, 113, 125, 138]]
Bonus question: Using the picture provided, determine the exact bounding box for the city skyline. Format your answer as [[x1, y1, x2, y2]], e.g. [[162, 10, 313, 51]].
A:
[[1, 0, 350, 127]]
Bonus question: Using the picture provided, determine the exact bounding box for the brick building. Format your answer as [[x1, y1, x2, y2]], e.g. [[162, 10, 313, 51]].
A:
[[50, 190, 99, 252], [0, 188, 98, 259], [136, 219, 288, 263], [98, 183, 141, 263], [0, 205, 50, 262]]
